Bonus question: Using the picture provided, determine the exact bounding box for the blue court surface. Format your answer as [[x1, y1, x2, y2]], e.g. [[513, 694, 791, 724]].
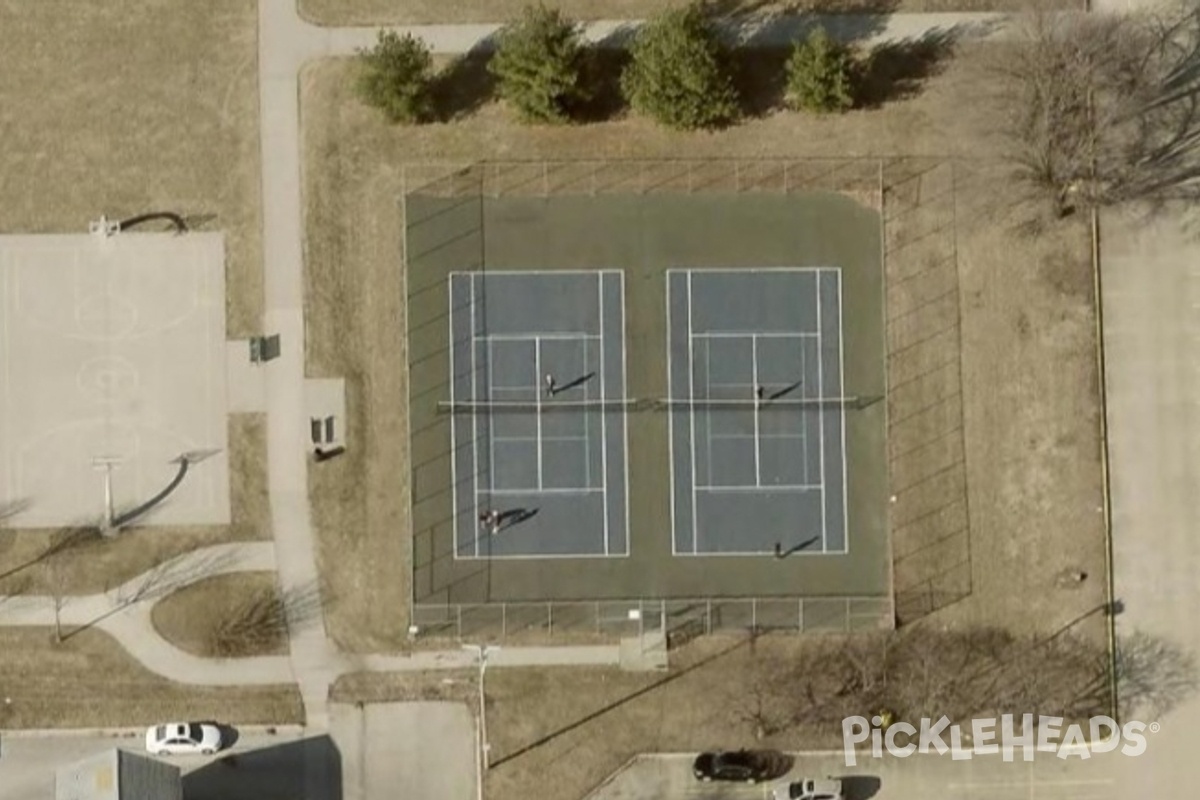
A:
[[668, 269, 849, 555], [448, 271, 628, 559]]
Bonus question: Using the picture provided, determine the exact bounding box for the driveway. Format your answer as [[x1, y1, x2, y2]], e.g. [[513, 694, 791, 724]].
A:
[[331, 701, 475, 800]]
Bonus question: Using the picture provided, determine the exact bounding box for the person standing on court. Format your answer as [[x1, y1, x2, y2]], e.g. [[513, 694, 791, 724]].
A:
[[544, 373, 557, 397]]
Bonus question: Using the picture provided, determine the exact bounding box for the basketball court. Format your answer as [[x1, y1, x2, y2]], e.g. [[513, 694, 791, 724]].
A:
[[0, 232, 230, 528]]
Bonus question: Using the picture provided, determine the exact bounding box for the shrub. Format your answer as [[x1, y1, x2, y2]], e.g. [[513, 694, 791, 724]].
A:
[[785, 26, 856, 113], [489, 4, 587, 123], [621, 3, 739, 130], [356, 30, 434, 123]]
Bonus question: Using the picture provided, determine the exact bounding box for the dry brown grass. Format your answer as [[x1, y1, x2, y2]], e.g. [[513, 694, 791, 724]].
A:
[[150, 571, 289, 658], [0, 0, 262, 337], [301, 42, 1107, 651], [0, 414, 271, 597], [298, 0, 1079, 27], [333, 629, 1115, 800], [0, 627, 302, 729]]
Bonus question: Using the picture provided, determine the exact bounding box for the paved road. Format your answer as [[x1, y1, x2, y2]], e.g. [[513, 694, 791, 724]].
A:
[[1100, 203, 1200, 800]]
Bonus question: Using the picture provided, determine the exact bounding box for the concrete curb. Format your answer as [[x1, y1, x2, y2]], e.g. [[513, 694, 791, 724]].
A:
[[0, 724, 305, 739]]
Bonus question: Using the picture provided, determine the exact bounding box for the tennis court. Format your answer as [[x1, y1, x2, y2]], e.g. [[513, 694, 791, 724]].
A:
[[448, 270, 628, 559], [668, 269, 848, 556]]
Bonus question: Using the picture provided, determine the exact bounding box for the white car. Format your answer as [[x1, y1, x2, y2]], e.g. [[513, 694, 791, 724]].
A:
[[773, 777, 844, 800], [145, 722, 223, 756]]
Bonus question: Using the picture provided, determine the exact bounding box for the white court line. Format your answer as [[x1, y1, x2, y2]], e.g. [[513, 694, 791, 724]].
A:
[[476, 333, 601, 342], [618, 272, 631, 556], [816, 270, 827, 554], [694, 331, 818, 339], [469, 274, 481, 558], [598, 271, 610, 556], [667, 272, 679, 556], [696, 484, 822, 492], [493, 434, 589, 444], [488, 487, 605, 496], [835, 269, 850, 555], [687, 271, 699, 556], [752, 334, 761, 486], [449, 275, 462, 557], [535, 336, 543, 490]]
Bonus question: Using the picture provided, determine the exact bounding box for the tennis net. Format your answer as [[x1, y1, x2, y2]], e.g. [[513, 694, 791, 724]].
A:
[[437, 396, 867, 413]]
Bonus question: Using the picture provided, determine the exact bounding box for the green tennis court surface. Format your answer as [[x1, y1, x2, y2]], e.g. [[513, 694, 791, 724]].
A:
[[407, 191, 888, 607]]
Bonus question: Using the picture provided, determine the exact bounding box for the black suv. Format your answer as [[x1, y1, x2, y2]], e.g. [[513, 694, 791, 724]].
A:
[[692, 750, 776, 783]]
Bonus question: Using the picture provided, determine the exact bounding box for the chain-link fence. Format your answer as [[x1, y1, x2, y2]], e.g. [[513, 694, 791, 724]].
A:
[[412, 596, 893, 643], [402, 158, 884, 204]]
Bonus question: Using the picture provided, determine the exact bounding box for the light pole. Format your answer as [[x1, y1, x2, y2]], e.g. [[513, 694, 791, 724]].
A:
[[462, 643, 500, 800]]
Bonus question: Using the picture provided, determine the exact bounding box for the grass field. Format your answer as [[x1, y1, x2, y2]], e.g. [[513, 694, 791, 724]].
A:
[[0, 627, 302, 729], [298, 0, 1080, 26], [0, 414, 271, 597], [302, 43, 1106, 652], [0, 0, 262, 337], [151, 571, 289, 658]]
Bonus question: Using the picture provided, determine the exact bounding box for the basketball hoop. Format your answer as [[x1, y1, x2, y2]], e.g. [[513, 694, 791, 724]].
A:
[[88, 215, 121, 238], [91, 455, 123, 535]]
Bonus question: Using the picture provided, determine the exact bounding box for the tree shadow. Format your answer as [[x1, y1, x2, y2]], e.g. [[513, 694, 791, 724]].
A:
[[431, 43, 498, 122], [730, 45, 792, 117], [1116, 630, 1199, 720], [855, 27, 961, 108], [0, 523, 102, 590]]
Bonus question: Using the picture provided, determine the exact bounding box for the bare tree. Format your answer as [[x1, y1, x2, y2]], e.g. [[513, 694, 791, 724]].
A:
[[205, 582, 322, 657], [978, 4, 1200, 215]]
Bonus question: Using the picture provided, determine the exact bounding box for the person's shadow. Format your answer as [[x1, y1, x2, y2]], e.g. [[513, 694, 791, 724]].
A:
[[497, 507, 539, 531]]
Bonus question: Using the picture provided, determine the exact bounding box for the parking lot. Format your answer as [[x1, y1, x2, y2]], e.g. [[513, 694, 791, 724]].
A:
[[587, 752, 1120, 800]]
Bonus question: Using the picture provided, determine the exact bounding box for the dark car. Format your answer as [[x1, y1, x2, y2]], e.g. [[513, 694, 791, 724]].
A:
[[692, 750, 776, 783]]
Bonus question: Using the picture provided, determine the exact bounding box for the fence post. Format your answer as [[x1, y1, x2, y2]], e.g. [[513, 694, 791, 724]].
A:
[[751, 598, 757, 630], [798, 598, 804, 633], [457, 604, 463, 640], [735, 162, 741, 193], [548, 602, 553, 635], [502, 603, 508, 638], [688, 161, 695, 193], [542, 161, 549, 196], [878, 158, 885, 212]]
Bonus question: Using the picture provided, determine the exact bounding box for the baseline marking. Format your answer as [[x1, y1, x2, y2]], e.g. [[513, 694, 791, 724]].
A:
[[470, 274, 481, 558], [598, 271, 610, 555], [816, 270, 827, 554], [836, 269, 850, 555], [687, 271, 699, 555], [449, 275, 461, 556]]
